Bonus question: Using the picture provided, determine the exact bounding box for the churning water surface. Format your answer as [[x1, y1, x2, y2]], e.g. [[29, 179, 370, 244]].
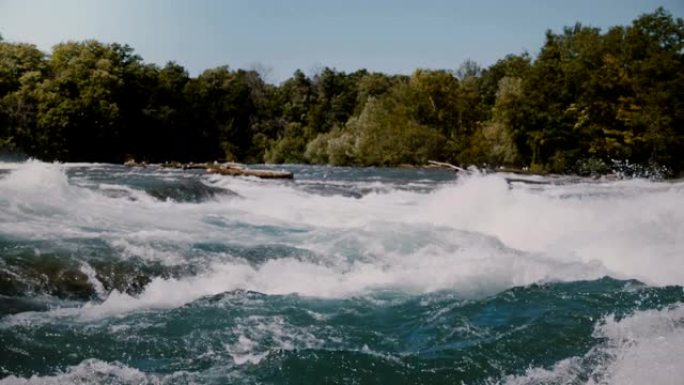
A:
[[0, 161, 682, 384]]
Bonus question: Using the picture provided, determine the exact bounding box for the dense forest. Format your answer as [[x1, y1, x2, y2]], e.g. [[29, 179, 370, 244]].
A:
[[0, 8, 682, 175]]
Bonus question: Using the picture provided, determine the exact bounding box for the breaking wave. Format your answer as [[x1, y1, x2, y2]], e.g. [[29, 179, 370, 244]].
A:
[[1, 160, 682, 383]]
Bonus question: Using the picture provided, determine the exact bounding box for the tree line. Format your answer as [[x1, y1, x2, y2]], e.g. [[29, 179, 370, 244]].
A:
[[0, 8, 682, 175]]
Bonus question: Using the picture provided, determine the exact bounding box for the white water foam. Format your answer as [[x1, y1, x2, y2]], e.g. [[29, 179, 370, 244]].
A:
[[0, 161, 683, 318], [1, 232, 608, 324], [0, 359, 160, 385], [210, 170, 684, 286], [226, 314, 325, 366], [497, 303, 684, 385]]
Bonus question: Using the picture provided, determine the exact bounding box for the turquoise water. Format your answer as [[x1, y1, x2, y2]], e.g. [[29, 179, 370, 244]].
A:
[[0, 161, 683, 384]]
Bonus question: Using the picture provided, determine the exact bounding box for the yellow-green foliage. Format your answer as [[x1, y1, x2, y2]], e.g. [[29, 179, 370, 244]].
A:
[[304, 94, 445, 167]]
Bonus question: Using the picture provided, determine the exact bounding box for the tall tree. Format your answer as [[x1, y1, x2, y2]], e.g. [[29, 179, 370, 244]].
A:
[[0, 41, 46, 153]]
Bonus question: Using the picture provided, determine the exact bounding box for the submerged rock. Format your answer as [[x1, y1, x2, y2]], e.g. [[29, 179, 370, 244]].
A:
[[0, 254, 95, 300], [144, 178, 239, 202]]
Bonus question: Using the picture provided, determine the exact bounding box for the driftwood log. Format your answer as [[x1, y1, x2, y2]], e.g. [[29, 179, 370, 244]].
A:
[[427, 160, 468, 173], [207, 165, 293, 179], [426, 160, 554, 186], [146, 161, 294, 179]]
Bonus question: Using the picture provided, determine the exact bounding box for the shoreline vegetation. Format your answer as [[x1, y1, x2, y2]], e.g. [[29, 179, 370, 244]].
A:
[[126, 159, 616, 184], [1, 8, 682, 178]]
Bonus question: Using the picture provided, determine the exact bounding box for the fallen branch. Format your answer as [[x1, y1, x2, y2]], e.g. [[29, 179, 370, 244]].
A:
[[427, 160, 467, 173]]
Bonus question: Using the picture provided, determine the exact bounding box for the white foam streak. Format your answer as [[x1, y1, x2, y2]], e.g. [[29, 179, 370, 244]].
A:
[[2, 240, 606, 323], [0, 359, 159, 385]]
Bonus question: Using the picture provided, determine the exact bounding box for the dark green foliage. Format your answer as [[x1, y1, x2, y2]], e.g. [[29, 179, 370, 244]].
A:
[[509, 7, 684, 174], [0, 8, 682, 174]]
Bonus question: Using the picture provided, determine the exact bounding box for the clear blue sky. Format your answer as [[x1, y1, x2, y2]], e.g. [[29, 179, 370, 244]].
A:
[[1, 0, 682, 83]]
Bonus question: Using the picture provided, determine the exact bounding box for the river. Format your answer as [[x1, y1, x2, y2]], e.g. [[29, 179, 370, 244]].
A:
[[0, 161, 682, 384]]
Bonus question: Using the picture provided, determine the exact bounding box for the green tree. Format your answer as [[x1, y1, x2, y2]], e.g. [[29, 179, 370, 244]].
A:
[[186, 67, 269, 161], [17, 41, 141, 160], [0, 41, 47, 153], [618, 7, 684, 170], [0, 8, 681, 174], [468, 76, 524, 166], [479, 54, 531, 110]]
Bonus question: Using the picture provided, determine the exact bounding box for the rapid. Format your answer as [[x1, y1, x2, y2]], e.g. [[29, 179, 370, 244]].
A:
[[0, 160, 682, 384]]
